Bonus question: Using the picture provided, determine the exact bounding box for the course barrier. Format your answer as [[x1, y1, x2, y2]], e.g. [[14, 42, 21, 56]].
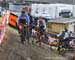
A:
[[0, 25, 6, 44], [0, 13, 7, 44]]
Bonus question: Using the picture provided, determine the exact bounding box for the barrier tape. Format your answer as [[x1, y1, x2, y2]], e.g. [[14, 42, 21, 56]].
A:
[[0, 25, 6, 44], [0, 14, 7, 44]]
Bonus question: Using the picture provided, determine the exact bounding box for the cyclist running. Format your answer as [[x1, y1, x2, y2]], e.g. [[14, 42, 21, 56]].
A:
[[17, 10, 30, 44]]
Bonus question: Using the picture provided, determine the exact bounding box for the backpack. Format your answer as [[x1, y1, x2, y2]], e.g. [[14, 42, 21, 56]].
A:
[[59, 31, 65, 40]]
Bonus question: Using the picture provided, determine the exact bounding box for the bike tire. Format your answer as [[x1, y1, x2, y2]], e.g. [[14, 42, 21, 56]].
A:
[[20, 25, 25, 43]]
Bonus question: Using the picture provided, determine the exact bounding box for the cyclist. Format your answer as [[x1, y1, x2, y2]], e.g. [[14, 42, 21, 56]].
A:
[[30, 17, 36, 37], [17, 10, 30, 44], [36, 16, 46, 45], [57, 28, 69, 53], [28, 10, 36, 37]]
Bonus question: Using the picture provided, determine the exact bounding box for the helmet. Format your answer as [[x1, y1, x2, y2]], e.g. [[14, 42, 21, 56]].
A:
[[21, 11, 25, 14]]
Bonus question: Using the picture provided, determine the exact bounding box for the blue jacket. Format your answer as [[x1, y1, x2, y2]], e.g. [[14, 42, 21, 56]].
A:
[[17, 13, 30, 26]]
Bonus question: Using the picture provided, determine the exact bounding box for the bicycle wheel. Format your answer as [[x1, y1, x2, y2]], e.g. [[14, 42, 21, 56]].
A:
[[26, 30, 30, 44], [26, 25, 30, 44], [20, 25, 25, 44], [57, 40, 62, 53], [58, 40, 66, 55]]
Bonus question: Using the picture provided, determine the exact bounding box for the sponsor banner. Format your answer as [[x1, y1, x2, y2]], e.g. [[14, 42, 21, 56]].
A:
[[8, 12, 18, 27]]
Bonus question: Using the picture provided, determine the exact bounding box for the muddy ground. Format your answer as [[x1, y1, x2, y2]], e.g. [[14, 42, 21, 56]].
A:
[[0, 26, 74, 60]]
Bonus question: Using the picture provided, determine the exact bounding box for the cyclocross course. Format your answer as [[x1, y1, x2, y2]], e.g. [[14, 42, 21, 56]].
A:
[[0, 25, 74, 60]]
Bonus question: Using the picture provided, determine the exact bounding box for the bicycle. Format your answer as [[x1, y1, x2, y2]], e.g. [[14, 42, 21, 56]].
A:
[[36, 26, 45, 46], [31, 26, 39, 44], [17, 15, 32, 44], [25, 25, 30, 44], [18, 23, 30, 44], [18, 23, 26, 44]]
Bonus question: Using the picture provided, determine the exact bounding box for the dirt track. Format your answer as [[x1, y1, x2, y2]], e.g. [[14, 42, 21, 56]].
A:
[[0, 26, 73, 60]]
